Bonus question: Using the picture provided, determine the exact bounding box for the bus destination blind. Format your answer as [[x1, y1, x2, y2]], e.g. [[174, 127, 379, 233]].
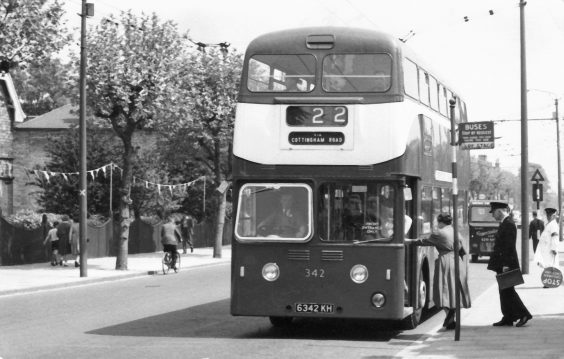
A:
[[286, 106, 348, 126]]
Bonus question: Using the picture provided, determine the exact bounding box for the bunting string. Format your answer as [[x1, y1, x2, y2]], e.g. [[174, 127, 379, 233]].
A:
[[12, 162, 206, 196]]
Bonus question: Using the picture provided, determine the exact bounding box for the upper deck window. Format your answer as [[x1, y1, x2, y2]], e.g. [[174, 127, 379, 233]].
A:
[[247, 55, 316, 92], [322, 54, 392, 93]]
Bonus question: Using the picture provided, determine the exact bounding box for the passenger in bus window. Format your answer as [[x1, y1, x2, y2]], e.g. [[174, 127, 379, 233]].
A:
[[257, 193, 306, 238], [366, 196, 379, 222], [343, 194, 364, 240], [324, 76, 347, 92], [285, 76, 304, 92]]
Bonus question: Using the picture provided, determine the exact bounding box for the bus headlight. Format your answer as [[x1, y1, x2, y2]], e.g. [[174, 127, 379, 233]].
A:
[[262, 263, 280, 281], [350, 264, 368, 283], [371, 292, 386, 308]]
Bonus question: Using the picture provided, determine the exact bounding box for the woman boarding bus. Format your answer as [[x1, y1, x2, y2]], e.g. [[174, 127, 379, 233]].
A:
[[230, 27, 470, 329]]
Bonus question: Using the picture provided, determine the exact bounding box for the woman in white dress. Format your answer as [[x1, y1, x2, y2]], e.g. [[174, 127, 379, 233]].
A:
[[535, 207, 560, 270]]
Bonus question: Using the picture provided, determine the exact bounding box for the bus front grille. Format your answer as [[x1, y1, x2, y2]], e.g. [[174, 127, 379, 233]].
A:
[[288, 249, 310, 261], [321, 250, 344, 261]]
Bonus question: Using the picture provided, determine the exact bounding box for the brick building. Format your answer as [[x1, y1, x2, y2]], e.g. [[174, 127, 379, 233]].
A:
[[0, 72, 26, 215], [1, 75, 159, 215]]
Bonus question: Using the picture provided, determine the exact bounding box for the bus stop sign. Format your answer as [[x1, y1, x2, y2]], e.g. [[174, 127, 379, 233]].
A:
[[459, 121, 494, 150]]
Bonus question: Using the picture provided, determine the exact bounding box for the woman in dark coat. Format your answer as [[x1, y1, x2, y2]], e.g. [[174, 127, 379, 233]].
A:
[[56, 215, 72, 266], [422, 213, 471, 329], [487, 202, 532, 327]]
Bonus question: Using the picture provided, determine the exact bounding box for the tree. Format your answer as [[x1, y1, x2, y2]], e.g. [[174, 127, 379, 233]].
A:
[[11, 57, 74, 116], [470, 156, 520, 201], [161, 47, 242, 258], [85, 12, 190, 270], [0, 0, 71, 70], [470, 156, 553, 211], [32, 126, 122, 218]]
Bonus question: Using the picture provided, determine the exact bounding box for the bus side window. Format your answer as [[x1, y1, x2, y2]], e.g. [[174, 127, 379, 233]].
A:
[[418, 68, 430, 106], [432, 187, 441, 231], [438, 84, 448, 116], [403, 58, 419, 99], [429, 75, 439, 111], [420, 186, 432, 234]]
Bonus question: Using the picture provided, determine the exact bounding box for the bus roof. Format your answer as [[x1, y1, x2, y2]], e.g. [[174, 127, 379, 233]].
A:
[[244, 26, 465, 103], [245, 27, 400, 55]]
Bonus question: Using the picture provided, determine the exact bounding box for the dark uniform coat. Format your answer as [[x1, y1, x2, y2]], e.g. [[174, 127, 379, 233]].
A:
[[487, 216, 520, 273]]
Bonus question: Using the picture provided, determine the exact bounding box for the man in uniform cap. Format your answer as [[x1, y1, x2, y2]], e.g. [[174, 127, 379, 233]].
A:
[[489, 201, 509, 213], [487, 201, 532, 327], [534, 207, 560, 275]]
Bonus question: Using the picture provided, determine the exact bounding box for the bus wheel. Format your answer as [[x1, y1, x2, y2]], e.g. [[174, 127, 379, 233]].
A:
[[471, 254, 478, 263], [269, 316, 293, 327], [404, 268, 427, 330]]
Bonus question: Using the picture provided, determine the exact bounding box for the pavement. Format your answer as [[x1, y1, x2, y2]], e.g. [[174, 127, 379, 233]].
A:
[[397, 255, 564, 359], [2, 245, 564, 358], [0, 246, 231, 296]]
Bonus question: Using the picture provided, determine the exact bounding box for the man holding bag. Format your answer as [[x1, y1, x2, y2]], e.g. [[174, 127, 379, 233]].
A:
[[487, 201, 532, 327]]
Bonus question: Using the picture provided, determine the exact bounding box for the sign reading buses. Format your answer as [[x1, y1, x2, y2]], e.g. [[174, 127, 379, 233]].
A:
[[459, 121, 494, 150]]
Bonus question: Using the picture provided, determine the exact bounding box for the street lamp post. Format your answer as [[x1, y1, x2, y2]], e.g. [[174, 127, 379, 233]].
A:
[[79, 1, 93, 277], [555, 98, 562, 243], [519, 0, 529, 274], [529, 89, 562, 243]]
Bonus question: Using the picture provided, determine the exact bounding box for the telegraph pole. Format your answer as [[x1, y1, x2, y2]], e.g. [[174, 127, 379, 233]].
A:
[[79, 1, 93, 277], [450, 98, 461, 341], [556, 98, 562, 243], [519, 0, 529, 274]]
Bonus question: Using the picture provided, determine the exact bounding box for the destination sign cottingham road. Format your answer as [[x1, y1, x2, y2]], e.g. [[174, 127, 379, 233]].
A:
[[289, 132, 345, 145]]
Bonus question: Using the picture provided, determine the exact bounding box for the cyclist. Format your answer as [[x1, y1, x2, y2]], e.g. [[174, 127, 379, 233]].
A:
[[161, 215, 181, 271]]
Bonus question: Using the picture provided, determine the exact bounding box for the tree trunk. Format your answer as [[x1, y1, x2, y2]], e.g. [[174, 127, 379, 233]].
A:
[[115, 136, 135, 270], [213, 188, 227, 258]]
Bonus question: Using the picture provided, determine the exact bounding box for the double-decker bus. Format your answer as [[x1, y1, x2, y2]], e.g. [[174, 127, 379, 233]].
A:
[[230, 27, 471, 329]]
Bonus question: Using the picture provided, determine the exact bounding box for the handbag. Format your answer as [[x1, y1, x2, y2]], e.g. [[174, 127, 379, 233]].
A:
[[496, 268, 524, 290]]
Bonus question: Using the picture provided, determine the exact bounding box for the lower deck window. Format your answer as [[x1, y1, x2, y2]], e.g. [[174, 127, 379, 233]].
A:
[[319, 183, 396, 242], [235, 183, 311, 241]]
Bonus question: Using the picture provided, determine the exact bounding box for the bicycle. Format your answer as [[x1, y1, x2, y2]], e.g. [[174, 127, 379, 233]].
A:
[[162, 250, 181, 275]]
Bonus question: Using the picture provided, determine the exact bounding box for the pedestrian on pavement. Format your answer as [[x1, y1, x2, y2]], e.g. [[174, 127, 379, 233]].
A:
[[529, 210, 545, 253], [69, 216, 80, 268], [180, 214, 195, 254], [420, 213, 471, 330], [487, 201, 532, 327], [56, 215, 72, 267], [534, 207, 560, 272], [43, 221, 60, 266], [161, 215, 181, 271]]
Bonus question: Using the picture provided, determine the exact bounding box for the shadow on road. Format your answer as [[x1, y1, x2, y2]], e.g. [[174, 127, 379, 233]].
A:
[[88, 298, 420, 342]]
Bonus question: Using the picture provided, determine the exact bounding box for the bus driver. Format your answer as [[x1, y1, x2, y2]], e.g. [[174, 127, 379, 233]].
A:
[[258, 193, 307, 238]]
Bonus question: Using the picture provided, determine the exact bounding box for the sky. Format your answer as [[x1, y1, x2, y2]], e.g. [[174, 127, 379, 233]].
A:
[[62, 0, 564, 190]]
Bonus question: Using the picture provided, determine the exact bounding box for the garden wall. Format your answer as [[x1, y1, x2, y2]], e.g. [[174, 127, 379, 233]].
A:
[[0, 217, 232, 266]]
